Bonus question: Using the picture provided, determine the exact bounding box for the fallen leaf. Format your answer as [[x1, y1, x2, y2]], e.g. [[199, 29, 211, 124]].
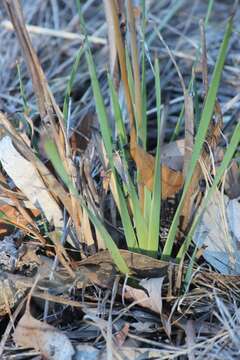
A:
[[75, 345, 100, 360], [115, 323, 129, 346], [14, 311, 75, 360], [124, 285, 154, 310], [0, 136, 63, 229], [124, 277, 164, 314], [132, 144, 183, 199], [193, 191, 240, 274], [161, 165, 183, 199], [139, 277, 164, 314], [161, 140, 239, 200]]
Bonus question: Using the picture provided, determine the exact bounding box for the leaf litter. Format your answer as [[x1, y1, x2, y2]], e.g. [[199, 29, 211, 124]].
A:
[[0, 0, 240, 359]]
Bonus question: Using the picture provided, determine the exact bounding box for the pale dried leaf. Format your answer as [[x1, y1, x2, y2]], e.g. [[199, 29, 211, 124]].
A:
[[193, 191, 240, 274], [14, 311, 75, 360], [0, 136, 63, 229], [75, 344, 101, 360], [124, 277, 164, 314], [140, 277, 164, 314]]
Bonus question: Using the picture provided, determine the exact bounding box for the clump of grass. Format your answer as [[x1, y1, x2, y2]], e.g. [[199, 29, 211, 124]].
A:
[[70, 1, 238, 273]]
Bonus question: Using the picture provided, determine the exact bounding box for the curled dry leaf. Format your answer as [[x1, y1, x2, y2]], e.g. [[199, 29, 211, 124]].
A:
[[14, 311, 75, 360], [132, 145, 183, 199]]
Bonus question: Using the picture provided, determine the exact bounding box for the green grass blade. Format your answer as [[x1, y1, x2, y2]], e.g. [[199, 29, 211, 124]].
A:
[[44, 138, 77, 195], [148, 58, 161, 256], [85, 47, 138, 250], [108, 75, 127, 147], [63, 47, 84, 123], [76, 0, 113, 162], [77, 3, 139, 251], [162, 15, 233, 258], [108, 75, 147, 250], [141, 0, 147, 149], [143, 188, 151, 228], [205, 0, 214, 26], [84, 48, 114, 163]]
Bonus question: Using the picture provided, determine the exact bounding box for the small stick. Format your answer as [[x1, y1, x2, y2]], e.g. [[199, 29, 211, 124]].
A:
[[1, 20, 107, 45]]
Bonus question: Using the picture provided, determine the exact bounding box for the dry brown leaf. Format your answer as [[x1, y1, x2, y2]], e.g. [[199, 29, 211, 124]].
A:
[[161, 140, 239, 199], [161, 165, 183, 199], [0, 112, 73, 221], [132, 145, 183, 199], [14, 311, 75, 360], [0, 204, 39, 236], [115, 323, 130, 347], [124, 285, 153, 309], [77, 250, 240, 311]]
